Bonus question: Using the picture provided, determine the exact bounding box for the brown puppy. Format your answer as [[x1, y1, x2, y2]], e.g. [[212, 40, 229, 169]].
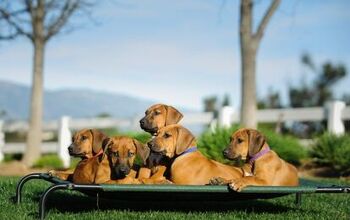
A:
[[211, 128, 299, 191], [147, 124, 242, 185], [138, 104, 183, 182], [139, 104, 183, 135], [49, 129, 110, 184], [103, 136, 150, 184]]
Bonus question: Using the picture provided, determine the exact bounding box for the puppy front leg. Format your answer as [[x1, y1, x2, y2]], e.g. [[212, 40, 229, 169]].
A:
[[140, 166, 171, 184], [48, 170, 74, 181], [104, 180, 120, 184], [116, 170, 142, 184], [137, 168, 151, 179], [229, 176, 268, 192], [209, 177, 231, 185]]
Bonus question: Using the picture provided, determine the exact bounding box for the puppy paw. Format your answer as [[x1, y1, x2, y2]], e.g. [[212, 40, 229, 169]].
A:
[[48, 170, 57, 177], [117, 176, 141, 184], [209, 177, 228, 185], [228, 179, 248, 192], [159, 179, 173, 185]]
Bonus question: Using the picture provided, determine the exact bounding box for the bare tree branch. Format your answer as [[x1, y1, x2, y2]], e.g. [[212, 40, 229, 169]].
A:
[[45, 0, 57, 11], [253, 0, 280, 43], [0, 32, 20, 40], [1, 0, 95, 43], [0, 6, 33, 41], [24, 0, 34, 16], [44, 0, 81, 41]]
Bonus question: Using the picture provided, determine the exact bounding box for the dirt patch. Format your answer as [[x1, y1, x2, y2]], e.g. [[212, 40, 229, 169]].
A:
[[0, 161, 50, 176], [298, 161, 350, 180], [299, 167, 339, 178]]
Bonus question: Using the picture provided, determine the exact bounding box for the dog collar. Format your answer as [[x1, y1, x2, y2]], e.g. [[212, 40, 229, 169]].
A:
[[178, 146, 197, 157], [94, 149, 104, 158], [249, 145, 270, 165]]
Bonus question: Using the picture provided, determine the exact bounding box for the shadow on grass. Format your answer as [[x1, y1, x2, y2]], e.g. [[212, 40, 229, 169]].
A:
[[36, 191, 295, 215]]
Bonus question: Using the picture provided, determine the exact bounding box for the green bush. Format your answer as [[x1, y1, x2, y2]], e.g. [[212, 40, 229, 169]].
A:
[[70, 158, 81, 169], [260, 128, 307, 165], [197, 125, 239, 163], [3, 153, 22, 162], [124, 132, 152, 144], [100, 128, 120, 136], [197, 125, 307, 165], [33, 154, 63, 169], [311, 133, 350, 174]]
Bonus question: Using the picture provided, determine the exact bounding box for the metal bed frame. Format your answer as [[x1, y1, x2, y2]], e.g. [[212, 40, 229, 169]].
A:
[[14, 173, 350, 220]]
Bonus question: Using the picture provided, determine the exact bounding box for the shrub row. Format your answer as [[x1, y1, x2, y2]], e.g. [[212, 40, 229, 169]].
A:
[[197, 125, 308, 165], [25, 126, 350, 175], [310, 132, 350, 175]]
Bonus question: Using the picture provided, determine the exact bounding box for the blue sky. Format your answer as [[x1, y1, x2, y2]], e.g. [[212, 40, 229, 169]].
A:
[[1, 0, 350, 110]]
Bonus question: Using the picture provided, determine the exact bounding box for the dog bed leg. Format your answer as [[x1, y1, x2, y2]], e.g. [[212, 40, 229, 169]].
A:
[[15, 173, 43, 204], [39, 184, 70, 220], [295, 193, 302, 207]]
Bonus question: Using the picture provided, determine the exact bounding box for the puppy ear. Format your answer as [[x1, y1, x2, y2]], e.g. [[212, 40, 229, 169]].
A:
[[247, 129, 265, 156], [165, 105, 183, 125], [102, 138, 111, 151], [101, 138, 111, 160], [90, 129, 107, 154], [175, 126, 195, 155], [134, 139, 150, 165]]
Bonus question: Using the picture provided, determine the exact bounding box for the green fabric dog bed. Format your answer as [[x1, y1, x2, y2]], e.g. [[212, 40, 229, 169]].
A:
[[15, 173, 349, 219]]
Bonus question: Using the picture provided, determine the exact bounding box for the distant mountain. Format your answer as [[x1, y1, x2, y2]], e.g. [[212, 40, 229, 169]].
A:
[[0, 80, 162, 120]]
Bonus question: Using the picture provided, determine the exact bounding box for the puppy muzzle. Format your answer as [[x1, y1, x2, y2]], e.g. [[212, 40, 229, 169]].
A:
[[147, 150, 169, 168], [68, 144, 85, 157], [223, 149, 246, 161], [114, 165, 130, 178]]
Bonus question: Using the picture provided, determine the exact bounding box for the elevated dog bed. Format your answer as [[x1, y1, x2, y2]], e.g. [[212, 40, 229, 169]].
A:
[[15, 173, 349, 219]]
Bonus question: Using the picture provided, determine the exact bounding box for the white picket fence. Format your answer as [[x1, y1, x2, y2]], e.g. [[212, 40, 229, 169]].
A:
[[0, 101, 349, 168]]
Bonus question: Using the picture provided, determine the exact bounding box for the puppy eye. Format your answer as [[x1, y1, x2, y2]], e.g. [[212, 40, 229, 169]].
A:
[[237, 138, 243, 144], [114, 152, 119, 157], [81, 136, 87, 141], [164, 133, 171, 138], [154, 110, 161, 115], [128, 152, 135, 157]]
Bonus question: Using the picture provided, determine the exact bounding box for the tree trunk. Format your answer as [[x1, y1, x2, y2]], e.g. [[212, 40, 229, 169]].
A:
[[240, 0, 258, 129], [240, 46, 257, 129], [22, 40, 45, 167], [22, 0, 46, 167], [239, 0, 280, 129]]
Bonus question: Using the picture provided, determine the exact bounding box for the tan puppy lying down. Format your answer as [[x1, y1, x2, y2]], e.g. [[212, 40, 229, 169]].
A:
[[102, 136, 150, 184], [49, 129, 111, 184], [210, 128, 299, 191]]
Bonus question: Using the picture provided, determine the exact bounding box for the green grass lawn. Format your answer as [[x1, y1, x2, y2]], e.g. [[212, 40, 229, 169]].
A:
[[0, 176, 349, 220]]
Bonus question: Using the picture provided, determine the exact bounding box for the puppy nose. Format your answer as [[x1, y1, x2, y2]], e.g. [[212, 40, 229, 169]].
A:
[[223, 149, 229, 157], [139, 118, 145, 126], [68, 145, 74, 153], [119, 166, 129, 173]]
